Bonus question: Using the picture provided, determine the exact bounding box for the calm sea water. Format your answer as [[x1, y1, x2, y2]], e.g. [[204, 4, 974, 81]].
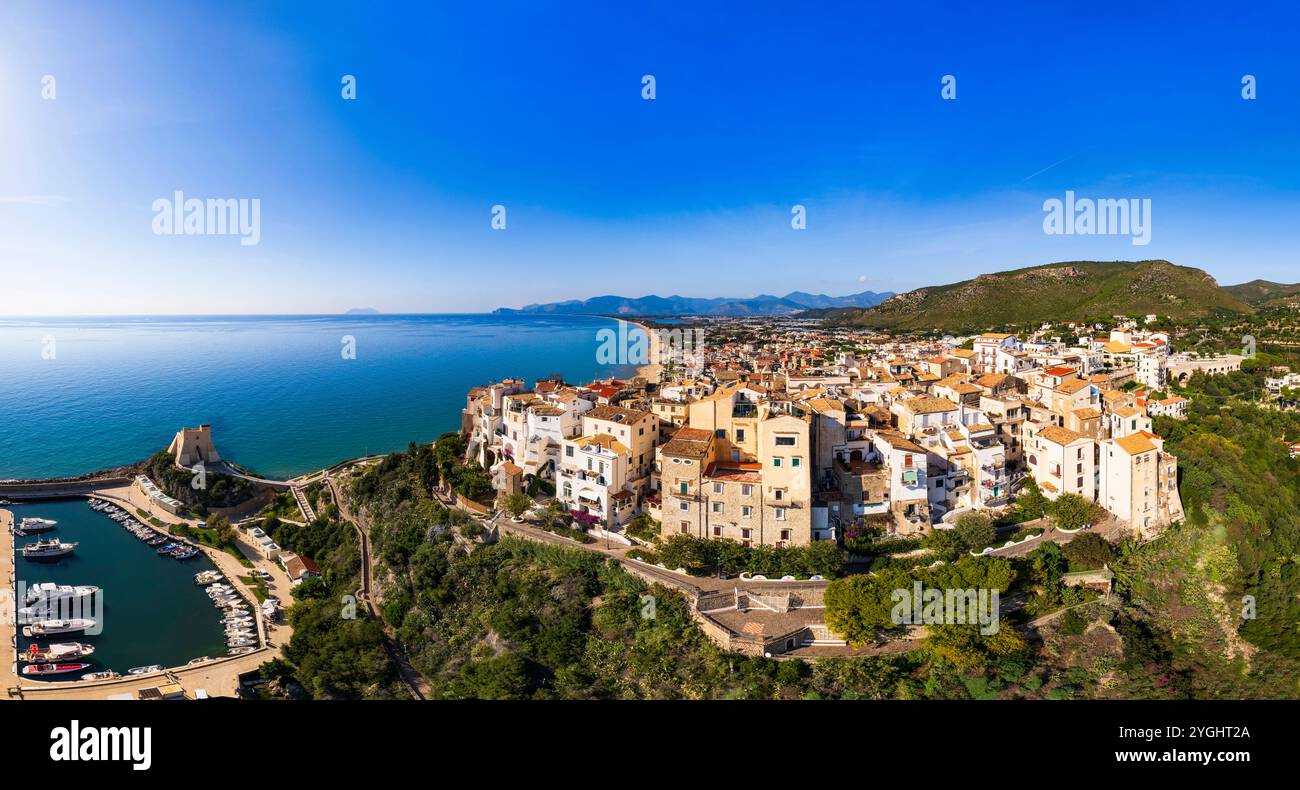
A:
[[11, 498, 229, 679], [0, 314, 628, 480]]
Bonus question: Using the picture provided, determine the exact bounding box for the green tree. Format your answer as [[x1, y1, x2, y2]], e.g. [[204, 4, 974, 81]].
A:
[[954, 512, 996, 553], [502, 491, 533, 520], [924, 527, 964, 562], [1061, 532, 1114, 571], [1048, 493, 1102, 531], [1014, 476, 1048, 521]]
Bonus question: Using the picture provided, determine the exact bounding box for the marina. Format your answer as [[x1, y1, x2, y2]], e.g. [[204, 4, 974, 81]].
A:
[[7, 498, 235, 682]]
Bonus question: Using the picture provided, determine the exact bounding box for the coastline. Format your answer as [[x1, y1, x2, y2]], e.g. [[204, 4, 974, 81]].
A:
[[621, 318, 664, 383]]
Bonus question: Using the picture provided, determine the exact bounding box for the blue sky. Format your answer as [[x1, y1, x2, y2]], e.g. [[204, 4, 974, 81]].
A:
[[2, 1, 1299, 314]]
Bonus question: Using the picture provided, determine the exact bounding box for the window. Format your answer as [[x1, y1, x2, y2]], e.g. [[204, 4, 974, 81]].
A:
[[775, 489, 784, 501], [715, 429, 725, 438], [679, 482, 688, 494], [741, 528, 752, 539], [772, 457, 782, 467], [713, 502, 724, 513], [742, 506, 752, 518], [741, 484, 752, 496], [774, 508, 786, 521], [680, 521, 689, 534], [904, 455, 913, 468], [713, 526, 722, 537], [780, 529, 791, 541], [775, 436, 796, 446], [679, 502, 689, 511], [792, 457, 801, 468], [713, 482, 723, 494], [565, 446, 574, 457], [1077, 477, 1083, 489], [735, 429, 745, 442]]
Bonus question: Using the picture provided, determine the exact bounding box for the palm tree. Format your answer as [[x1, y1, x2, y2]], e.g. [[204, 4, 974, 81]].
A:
[[539, 500, 567, 532]]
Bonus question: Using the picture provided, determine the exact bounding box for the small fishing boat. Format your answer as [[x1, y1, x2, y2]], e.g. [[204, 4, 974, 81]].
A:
[[187, 656, 213, 666], [156, 543, 182, 554], [228, 646, 257, 656], [23, 662, 92, 677], [82, 670, 121, 681], [146, 536, 168, 546], [173, 548, 199, 560], [127, 665, 163, 675]]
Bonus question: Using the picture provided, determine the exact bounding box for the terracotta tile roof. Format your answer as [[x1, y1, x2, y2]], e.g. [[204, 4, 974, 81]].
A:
[[1115, 433, 1156, 455], [587, 404, 651, 424], [575, 433, 631, 456], [899, 396, 959, 414], [1039, 426, 1085, 445]]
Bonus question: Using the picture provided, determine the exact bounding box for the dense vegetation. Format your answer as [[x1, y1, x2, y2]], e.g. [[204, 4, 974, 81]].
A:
[[142, 449, 258, 514]]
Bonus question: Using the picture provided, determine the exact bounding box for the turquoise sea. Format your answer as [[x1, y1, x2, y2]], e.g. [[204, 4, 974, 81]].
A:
[[0, 314, 629, 480]]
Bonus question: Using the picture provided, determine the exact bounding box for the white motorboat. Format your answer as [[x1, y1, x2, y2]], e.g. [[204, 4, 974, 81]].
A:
[[127, 665, 163, 675], [17, 517, 59, 533], [24, 582, 99, 606], [82, 670, 121, 681], [25, 618, 97, 636], [228, 647, 257, 656], [21, 539, 78, 559]]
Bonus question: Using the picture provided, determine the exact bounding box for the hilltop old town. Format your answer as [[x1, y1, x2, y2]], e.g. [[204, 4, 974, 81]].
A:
[[460, 316, 1251, 551]]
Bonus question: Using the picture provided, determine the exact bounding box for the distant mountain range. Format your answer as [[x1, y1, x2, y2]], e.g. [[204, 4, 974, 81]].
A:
[[493, 290, 894, 317], [825, 260, 1281, 332]]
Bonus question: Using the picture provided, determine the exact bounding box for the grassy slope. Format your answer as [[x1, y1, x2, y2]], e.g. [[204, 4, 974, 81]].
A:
[[840, 260, 1252, 332], [1222, 279, 1300, 308]]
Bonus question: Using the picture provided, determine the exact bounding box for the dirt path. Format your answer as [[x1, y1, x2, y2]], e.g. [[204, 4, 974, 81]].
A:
[[326, 475, 430, 700]]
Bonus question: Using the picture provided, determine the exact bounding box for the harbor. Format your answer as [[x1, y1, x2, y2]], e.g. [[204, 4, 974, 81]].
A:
[[3, 486, 294, 699]]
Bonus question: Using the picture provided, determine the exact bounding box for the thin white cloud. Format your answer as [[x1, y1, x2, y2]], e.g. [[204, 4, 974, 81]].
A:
[[0, 195, 70, 206]]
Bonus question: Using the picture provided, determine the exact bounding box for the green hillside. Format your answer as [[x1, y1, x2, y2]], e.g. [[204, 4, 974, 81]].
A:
[[1222, 279, 1300, 308], [837, 260, 1253, 332]]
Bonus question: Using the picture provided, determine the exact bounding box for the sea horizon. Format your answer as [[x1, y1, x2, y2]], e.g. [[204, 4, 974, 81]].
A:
[[0, 313, 637, 480]]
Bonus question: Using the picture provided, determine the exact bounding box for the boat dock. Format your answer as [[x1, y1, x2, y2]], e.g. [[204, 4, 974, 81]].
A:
[[2, 493, 293, 700], [1, 509, 19, 695]]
